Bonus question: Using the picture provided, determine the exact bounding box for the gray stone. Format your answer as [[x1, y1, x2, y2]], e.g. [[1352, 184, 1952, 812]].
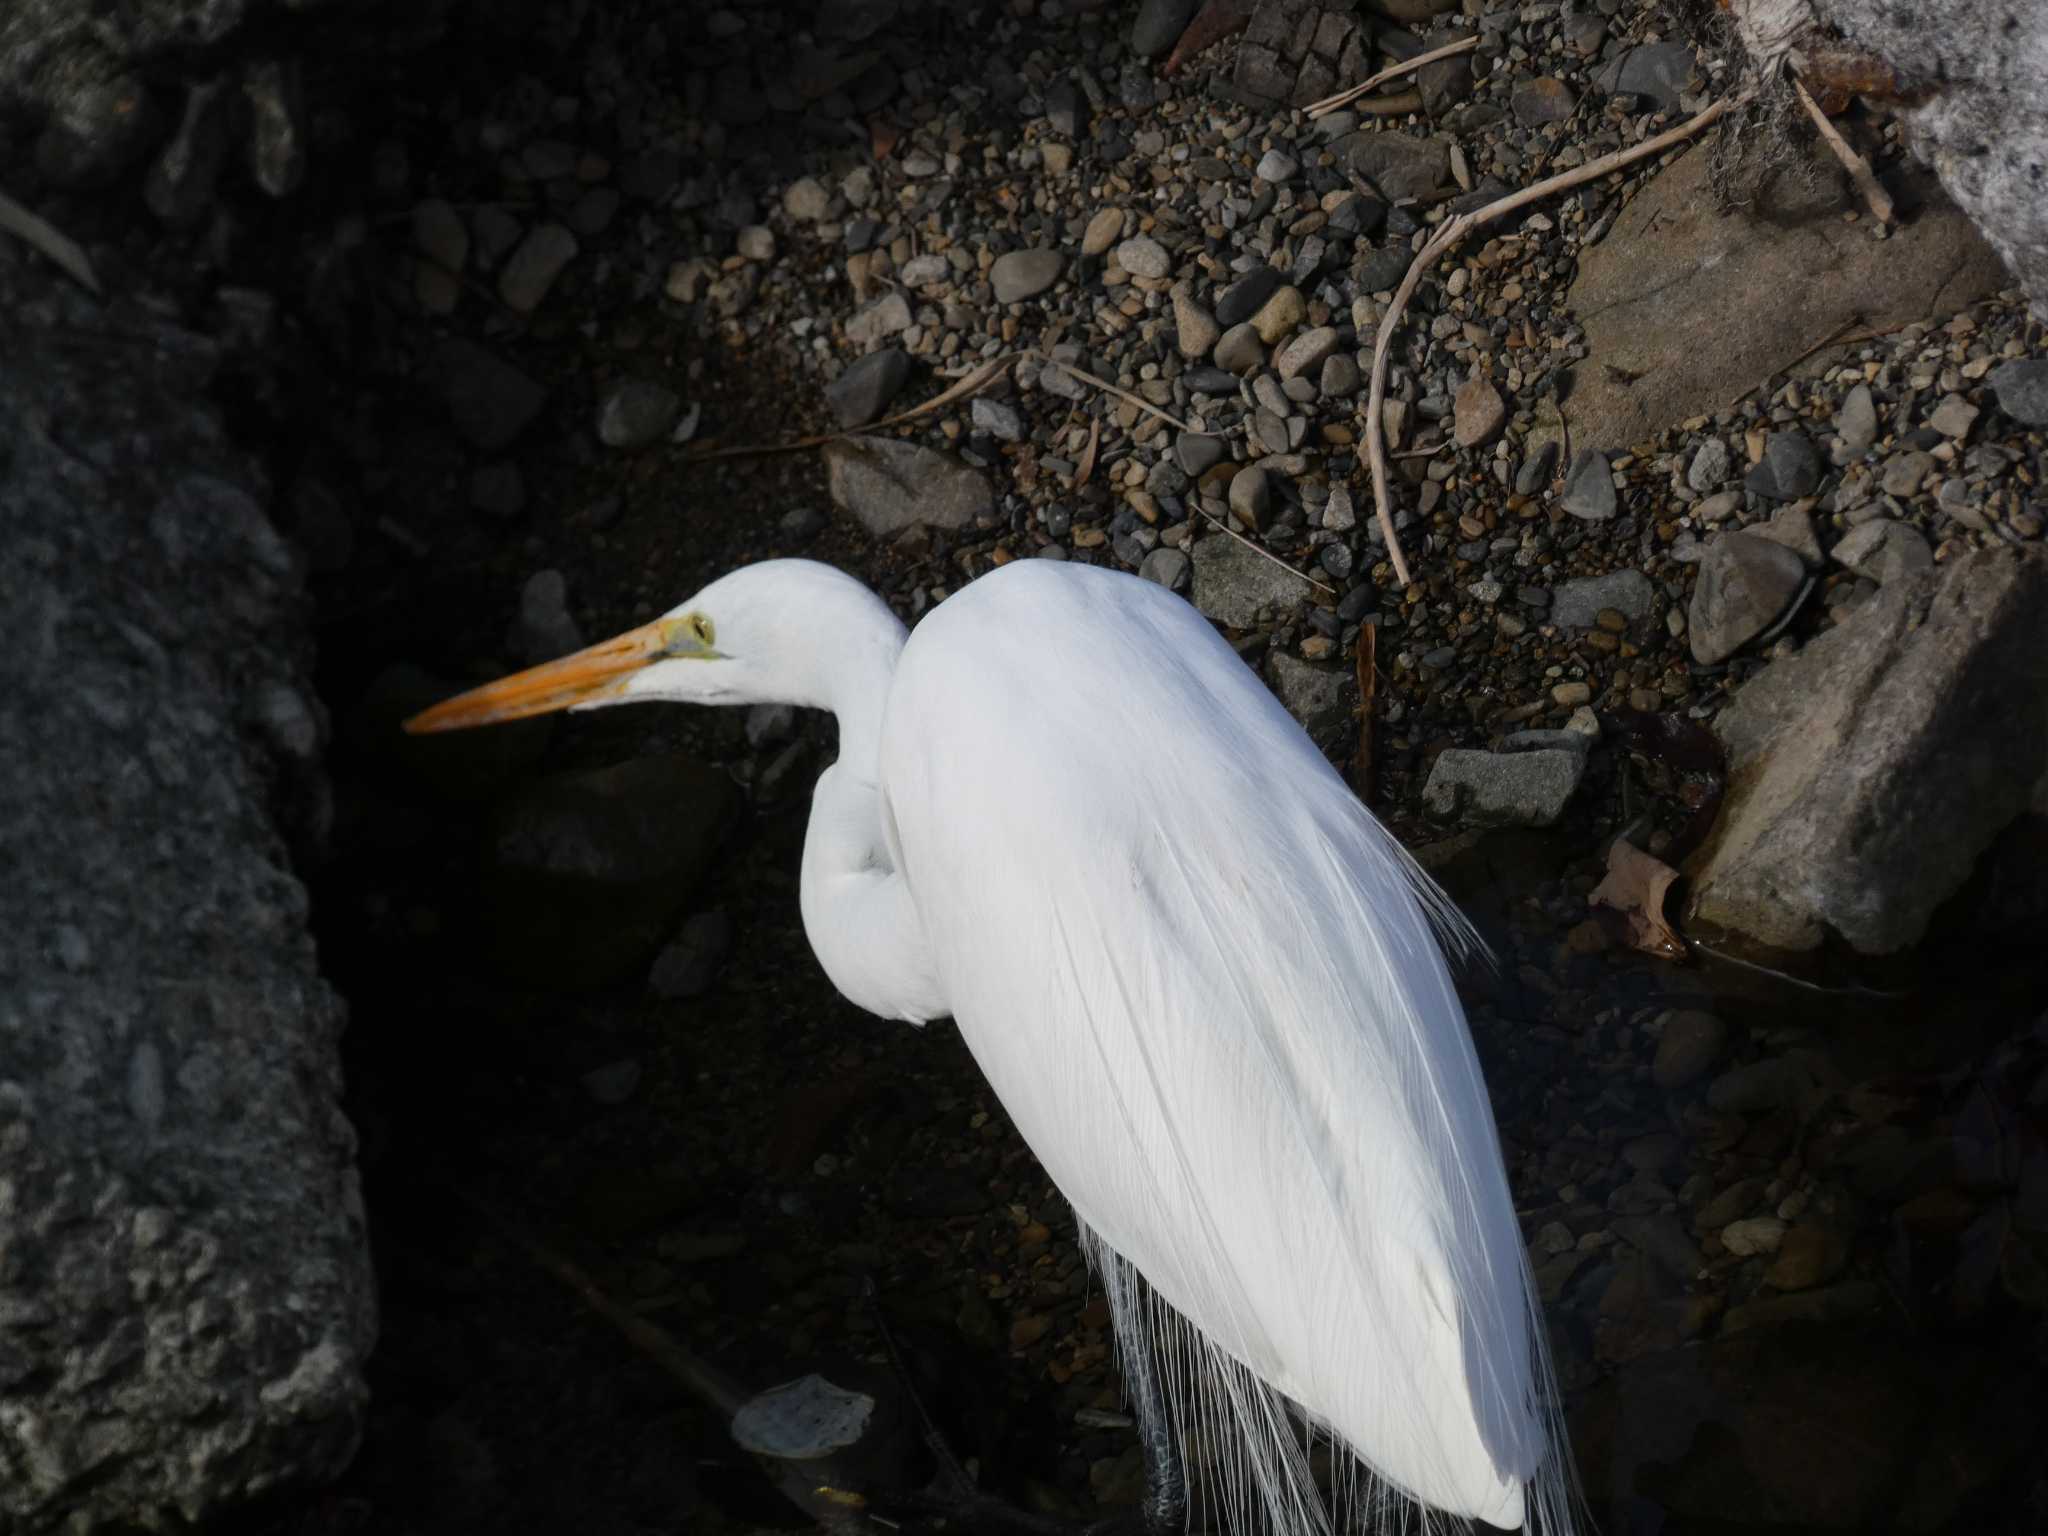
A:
[[1551, 569, 1654, 629], [582, 1059, 643, 1104], [1131, 0, 1194, 57], [1602, 41, 1696, 113], [1422, 748, 1584, 828], [783, 176, 831, 220], [1928, 393, 1978, 439], [1139, 546, 1191, 591], [1560, 449, 1617, 520], [990, 248, 1063, 304], [1690, 549, 2048, 953], [1990, 360, 2048, 425], [1744, 432, 1821, 501], [825, 347, 912, 427], [1754, 503, 1823, 566], [1274, 326, 1339, 383], [1881, 448, 1936, 498], [1830, 519, 1932, 586], [1686, 438, 1731, 492], [421, 338, 547, 452], [971, 396, 1025, 441], [1268, 653, 1351, 728], [1512, 76, 1576, 126], [1566, 143, 2005, 452], [597, 380, 681, 448], [497, 222, 578, 312], [0, 257, 372, 1534], [1454, 375, 1506, 448], [846, 291, 913, 345], [1835, 383, 1879, 453], [1213, 321, 1264, 374], [1687, 532, 1809, 665], [1189, 535, 1315, 626], [823, 436, 993, 535], [1319, 352, 1361, 398], [145, 78, 232, 229], [1256, 149, 1299, 183], [1114, 236, 1172, 280]]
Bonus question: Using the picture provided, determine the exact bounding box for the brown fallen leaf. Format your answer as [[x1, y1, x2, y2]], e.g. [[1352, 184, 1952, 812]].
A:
[[1074, 414, 1100, 488], [1590, 837, 1688, 961], [1351, 620, 1378, 804]]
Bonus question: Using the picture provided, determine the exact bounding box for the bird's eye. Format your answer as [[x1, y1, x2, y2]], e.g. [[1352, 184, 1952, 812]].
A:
[[686, 613, 715, 646]]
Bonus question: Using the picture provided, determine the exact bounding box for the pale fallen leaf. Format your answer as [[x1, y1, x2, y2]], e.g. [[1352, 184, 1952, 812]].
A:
[[1590, 837, 1688, 960], [0, 184, 100, 295]]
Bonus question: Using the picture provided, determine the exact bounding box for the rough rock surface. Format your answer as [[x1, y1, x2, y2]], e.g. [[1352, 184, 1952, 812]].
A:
[[1422, 748, 1584, 827], [1688, 548, 2048, 952], [1728, 0, 2048, 321], [822, 435, 994, 535], [1567, 142, 2007, 451], [0, 253, 373, 1530]]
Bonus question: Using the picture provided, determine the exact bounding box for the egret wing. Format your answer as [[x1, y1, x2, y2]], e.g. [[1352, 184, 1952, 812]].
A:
[[878, 563, 1550, 1531]]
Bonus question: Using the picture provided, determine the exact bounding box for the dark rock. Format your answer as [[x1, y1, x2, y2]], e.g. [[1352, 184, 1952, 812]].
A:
[[649, 909, 734, 999], [0, 255, 372, 1534], [1131, 0, 1196, 58], [1686, 532, 1807, 666], [1512, 76, 1576, 126], [1190, 535, 1314, 626], [597, 380, 682, 449], [1599, 41, 1697, 114], [1267, 652, 1352, 729], [32, 72, 162, 187], [1216, 267, 1283, 327], [1744, 432, 1821, 501], [1651, 1010, 1726, 1089], [421, 339, 547, 452], [825, 348, 912, 428], [1689, 549, 2048, 953], [1551, 569, 1652, 628], [144, 77, 232, 228], [1334, 131, 1449, 201]]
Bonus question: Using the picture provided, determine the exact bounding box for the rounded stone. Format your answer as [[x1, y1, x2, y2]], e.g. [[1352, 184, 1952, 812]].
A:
[[990, 248, 1064, 304]]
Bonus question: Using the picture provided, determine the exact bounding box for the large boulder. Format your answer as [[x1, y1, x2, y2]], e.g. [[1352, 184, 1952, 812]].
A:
[[1726, 0, 2048, 322], [1687, 548, 2048, 953], [0, 250, 373, 1528]]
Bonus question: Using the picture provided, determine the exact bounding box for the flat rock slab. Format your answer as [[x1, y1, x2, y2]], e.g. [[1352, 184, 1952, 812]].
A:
[[1566, 143, 2007, 453], [1422, 747, 1584, 827], [1688, 549, 2048, 953], [823, 435, 993, 536], [0, 255, 373, 1532], [1189, 534, 1318, 627]]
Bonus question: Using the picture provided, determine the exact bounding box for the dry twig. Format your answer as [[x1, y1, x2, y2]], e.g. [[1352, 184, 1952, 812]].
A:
[[1790, 74, 1895, 226], [1192, 506, 1337, 599], [1360, 94, 1744, 586], [682, 352, 1015, 461], [1036, 355, 1196, 434], [1306, 35, 1480, 118], [1074, 414, 1101, 487], [1351, 621, 1378, 802]]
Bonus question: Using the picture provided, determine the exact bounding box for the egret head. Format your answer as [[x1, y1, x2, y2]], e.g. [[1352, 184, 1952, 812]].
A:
[[402, 559, 895, 734]]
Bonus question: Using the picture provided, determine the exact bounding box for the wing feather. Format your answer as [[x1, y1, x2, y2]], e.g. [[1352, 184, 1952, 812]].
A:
[[879, 563, 1568, 1532]]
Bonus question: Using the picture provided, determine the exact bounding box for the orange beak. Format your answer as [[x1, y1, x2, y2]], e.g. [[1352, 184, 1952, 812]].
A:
[[403, 618, 699, 734]]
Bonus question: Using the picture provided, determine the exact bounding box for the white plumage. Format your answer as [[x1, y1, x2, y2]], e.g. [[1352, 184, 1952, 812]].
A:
[[407, 556, 1577, 1535]]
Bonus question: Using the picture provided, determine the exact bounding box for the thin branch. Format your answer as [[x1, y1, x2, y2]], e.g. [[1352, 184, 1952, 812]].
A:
[[1306, 35, 1479, 118], [1193, 506, 1336, 599], [682, 352, 1015, 461], [1790, 74, 1895, 226], [0, 185, 100, 295], [1359, 93, 1745, 587], [1037, 355, 1196, 435]]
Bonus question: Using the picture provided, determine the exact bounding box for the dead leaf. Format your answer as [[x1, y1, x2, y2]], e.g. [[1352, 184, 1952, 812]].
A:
[[0, 184, 100, 295], [868, 115, 902, 159], [1352, 621, 1377, 803], [1590, 837, 1688, 961], [1074, 415, 1100, 488]]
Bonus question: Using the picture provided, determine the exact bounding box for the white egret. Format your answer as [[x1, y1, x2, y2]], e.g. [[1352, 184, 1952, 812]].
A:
[[408, 557, 1578, 1536]]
